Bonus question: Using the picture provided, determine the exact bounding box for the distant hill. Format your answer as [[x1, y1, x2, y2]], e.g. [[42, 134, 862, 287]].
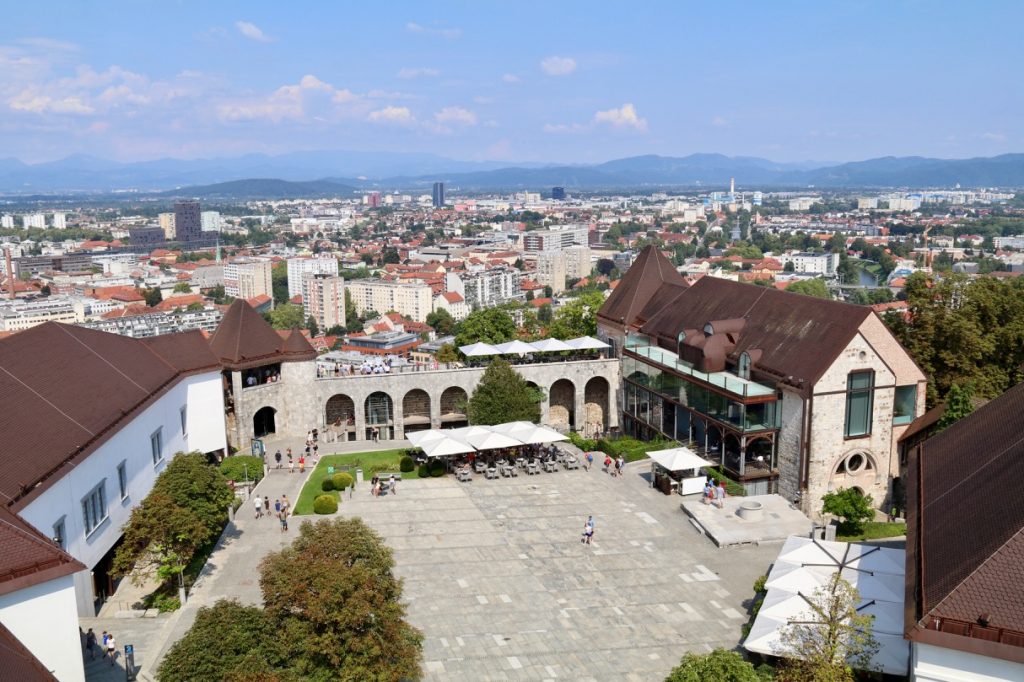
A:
[[2, 151, 1024, 194]]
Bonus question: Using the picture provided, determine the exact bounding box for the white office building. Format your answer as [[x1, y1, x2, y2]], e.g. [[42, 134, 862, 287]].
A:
[[200, 211, 222, 232], [286, 255, 339, 300]]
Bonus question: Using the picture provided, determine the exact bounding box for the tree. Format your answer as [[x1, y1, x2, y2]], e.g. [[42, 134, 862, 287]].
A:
[[468, 357, 542, 425], [153, 452, 234, 535], [785, 278, 830, 299], [144, 286, 163, 307], [596, 258, 616, 276], [344, 290, 362, 332], [436, 343, 459, 363], [268, 303, 305, 330], [159, 600, 292, 682], [525, 289, 535, 301], [260, 518, 422, 681], [543, 285, 554, 298], [778, 573, 879, 682], [665, 649, 771, 682], [538, 303, 553, 324], [547, 291, 604, 339], [936, 383, 975, 431], [306, 316, 319, 338], [187, 302, 205, 311], [112, 492, 210, 586], [454, 307, 516, 347], [425, 308, 455, 336], [173, 281, 192, 293], [40, 284, 51, 296], [271, 262, 289, 305], [821, 488, 875, 536], [209, 283, 229, 304], [380, 247, 401, 264]]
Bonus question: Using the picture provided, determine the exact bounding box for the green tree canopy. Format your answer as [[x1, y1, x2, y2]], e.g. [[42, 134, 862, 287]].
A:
[[425, 308, 455, 336], [271, 261, 289, 305], [785, 278, 831, 299], [173, 281, 192, 293], [436, 343, 459, 363], [468, 357, 542, 425], [821, 487, 875, 536], [547, 291, 604, 339], [664, 649, 771, 682], [936, 383, 975, 431], [268, 303, 305, 330], [454, 307, 517, 347], [112, 491, 210, 585], [144, 286, 163, 307], [306, 315, 319, 338]]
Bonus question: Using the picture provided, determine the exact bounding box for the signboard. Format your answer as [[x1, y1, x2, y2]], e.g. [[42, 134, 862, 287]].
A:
[[251, 438, 264, 457]]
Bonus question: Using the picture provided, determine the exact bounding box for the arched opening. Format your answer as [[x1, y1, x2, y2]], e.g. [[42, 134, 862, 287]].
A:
[[440, 387, 468, 427], [325, 394, 356, 442], [746, 437, 774, 473], [584, 376, 609, 437], [403, 389, 432, 433], [364, 392, 394, 440], [253, 406, 276, 438], [723, 433, 742, 474], [549, 379, 575, 428]]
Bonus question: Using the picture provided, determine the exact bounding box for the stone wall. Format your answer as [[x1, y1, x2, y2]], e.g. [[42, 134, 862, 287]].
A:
[[230, 358, 620, 447]]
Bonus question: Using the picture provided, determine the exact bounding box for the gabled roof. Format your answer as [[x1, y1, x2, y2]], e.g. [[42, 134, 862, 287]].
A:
[[0, 324, 219, 511], [0, 621, 58, 681], [638, 277, 871, 391], [208, 299, 309, 370], [596, 245, 687, 329], [281, 328, 317, 359], [906, 381, 1024, 660], [0, 505, 84, 597]]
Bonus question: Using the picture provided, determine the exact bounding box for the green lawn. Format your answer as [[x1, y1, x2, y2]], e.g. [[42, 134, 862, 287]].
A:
[[293, 450, 417, 515], [837, 521, 906, 542]]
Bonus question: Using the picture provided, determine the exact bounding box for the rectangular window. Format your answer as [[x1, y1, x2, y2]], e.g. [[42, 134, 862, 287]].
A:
[[53, 517, 66, 550], [844, 371, 875, 438], [893, 385, 917, 425], [180, 405, 188, 435], [117, 461, 128, 500], [81, 483, 107, 536], [151, 427, 163, 465]]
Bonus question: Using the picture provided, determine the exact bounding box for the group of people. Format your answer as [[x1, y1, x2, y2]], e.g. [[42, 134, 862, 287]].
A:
[[244, 368, 281, 386], [703, 478, 728, 508], [371, 474, 397, 497], [82, 628, 117, 666], [254, 493, 290, 531], [602, 454, 626, 477], [317, 358, 396, 378], [581, 515, 596, 545]]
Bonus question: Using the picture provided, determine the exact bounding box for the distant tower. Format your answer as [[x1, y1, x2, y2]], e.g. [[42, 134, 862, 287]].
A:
[[432, 182, 445, 208], [551, 186, 566, 201], [174, 200, 202, 243], [729, 177, 735, 196]]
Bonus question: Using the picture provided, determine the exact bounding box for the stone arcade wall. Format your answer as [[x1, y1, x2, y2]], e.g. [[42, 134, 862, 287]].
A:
[[230, 358, 620, 447]]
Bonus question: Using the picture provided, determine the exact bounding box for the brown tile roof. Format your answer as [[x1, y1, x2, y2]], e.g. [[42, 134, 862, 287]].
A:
[[281, 329, 317, 359], [596, 245, 687, 329], [0, 621, 58, 681], [208, 299, 315, 370], [0, 324, 220, 510], [906, 381, 1024, 657], [637, 277, 871, 391], [0, 505, 84, 597]]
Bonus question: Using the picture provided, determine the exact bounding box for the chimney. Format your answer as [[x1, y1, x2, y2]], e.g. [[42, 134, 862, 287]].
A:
[[3, 247, 14, 300]]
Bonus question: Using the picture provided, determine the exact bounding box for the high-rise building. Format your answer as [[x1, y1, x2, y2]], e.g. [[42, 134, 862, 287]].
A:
[[367, 192, 382, 209], [432, 182, 445, 208], [51, 212, 66, 229], [551, 186, 566, 201], [304, 274, 346, 331], [23, 213, 46, 229], [223, 257, 273, 302], [563, 245, 592, 280], [521, 224, 589, 253], [200, 211, 221, 232], [286, 255, 339, 299], [460, 267, 523, 309], [0, 215, 13, 229], [158, 212, 176, 239], [536, 251, 567, 294], [346, 279, 433, 322], [174, 200, 202, 242]]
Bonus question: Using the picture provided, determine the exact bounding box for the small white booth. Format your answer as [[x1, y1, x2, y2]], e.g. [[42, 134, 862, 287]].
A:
[[647, 447, 713, 496]]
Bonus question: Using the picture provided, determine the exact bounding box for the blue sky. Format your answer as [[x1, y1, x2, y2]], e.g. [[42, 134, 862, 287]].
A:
[[1, 1, 1021, 163]]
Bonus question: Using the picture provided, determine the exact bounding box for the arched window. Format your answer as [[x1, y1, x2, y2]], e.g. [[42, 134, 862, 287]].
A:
[[738, 352, 751, 380]]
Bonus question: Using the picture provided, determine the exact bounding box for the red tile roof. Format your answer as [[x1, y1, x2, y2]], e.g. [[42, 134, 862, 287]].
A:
[[0, 505, 84, 597], [208, 299, 315, 370]]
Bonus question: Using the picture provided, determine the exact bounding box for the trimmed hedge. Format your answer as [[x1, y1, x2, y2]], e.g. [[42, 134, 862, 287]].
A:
[[706, 467, 746, 497], [219, 455, 264, 484], [428, 460, 446, 477], [417, 463, 430, 478], [596, 436, 674, 463], [331, 472, 354, 491], [313, 495, 338, 514], [321, 477, 335, 492], [399, 455, 415, 473]]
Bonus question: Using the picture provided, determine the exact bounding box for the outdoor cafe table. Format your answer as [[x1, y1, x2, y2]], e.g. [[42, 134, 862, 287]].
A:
[[486, 466, 499, 479], [542, 460, 558, 472], [527, 462, 541, 475], [564, 456, 580, 470]]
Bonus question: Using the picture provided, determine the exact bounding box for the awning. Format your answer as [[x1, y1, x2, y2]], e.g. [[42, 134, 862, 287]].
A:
[[565, 336, 610, 350], [424, 437, 476, 458], [646, 447, 711, 472], [494, 340, 537, 355], [529, 338, 574, 353], [459, 342, 501, 357]]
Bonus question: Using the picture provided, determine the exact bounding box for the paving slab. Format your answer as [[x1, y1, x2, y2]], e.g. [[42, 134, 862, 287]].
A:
[[680, 494, 813, 547]]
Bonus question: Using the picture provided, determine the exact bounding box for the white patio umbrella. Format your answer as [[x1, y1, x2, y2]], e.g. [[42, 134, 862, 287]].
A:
[[488, 421, 535, 437], [407, 430, 447, 448], [646, 447, 711, 471], [459, 342, 501, 357], [529, 338, 574, 353], [565, 336, 610, 350], [494, 339, 537, 355], [463, 431, 522, 451], [424, 437, 476, 458], [518, 424, 569, 444]]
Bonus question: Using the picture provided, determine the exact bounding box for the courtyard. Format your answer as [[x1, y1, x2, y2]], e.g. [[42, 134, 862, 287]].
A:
[[334, 457, 779, 681]]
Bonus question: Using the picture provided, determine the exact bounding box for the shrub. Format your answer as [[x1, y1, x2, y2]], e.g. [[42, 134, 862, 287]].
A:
[[399, 455, 415, 473], [219, 455, 264, 485], [822, 487, 875, 535], [321, 477, 335, 492], [332, 472, 354, 491], [568, 431, 597, 452], [428, 460, 445, 477], [313, 495, 339, 515], [665, 649, 771, 682], [417, 463, 430, 478]]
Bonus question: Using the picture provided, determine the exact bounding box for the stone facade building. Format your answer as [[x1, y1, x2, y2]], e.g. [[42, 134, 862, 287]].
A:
[[597, 246, 925, 518]]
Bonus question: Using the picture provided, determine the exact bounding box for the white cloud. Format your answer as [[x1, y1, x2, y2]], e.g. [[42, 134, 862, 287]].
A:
[[217, 74, 350, 123], [502, 73, 521, 83], [10, 93, 93, 115], [406, 22, 461, 39], [235, 21, 275, 43], [434, 106, 476, 126], [981, 132, 1007, 142], [540, 56, 576, 76], [711, 116, 728, 127], [593, 103, 647, 131], [367, 105, 416, 126], [397, 67, 440, 80], [544, 103, 648, 134]]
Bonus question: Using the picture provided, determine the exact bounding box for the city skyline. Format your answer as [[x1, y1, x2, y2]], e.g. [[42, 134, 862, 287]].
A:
[[1, 1, 1022, 165]]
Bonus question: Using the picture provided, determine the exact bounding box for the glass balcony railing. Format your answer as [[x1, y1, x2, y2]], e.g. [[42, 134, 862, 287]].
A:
[[628, 344, 776, 398]]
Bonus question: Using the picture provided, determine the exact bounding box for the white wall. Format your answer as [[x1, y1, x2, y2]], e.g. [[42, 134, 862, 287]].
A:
[[17, 371, 225, 616], [913, 642, 1024, 682], [0, 574, 85, 682]]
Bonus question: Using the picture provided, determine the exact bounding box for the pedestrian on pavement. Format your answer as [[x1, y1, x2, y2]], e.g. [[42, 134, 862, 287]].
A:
[[105, 632, 116, 666], [717, 482, 726, 509], [582, 516, 595, 545], [298, 455, 305, 474], [274, 498, 281, 515], [585, 451, 593, 471], [253, 494, 263, 519], [617, 456, 625, 477], [264, 496, 270, 516], [288, 456, 294, 474], [389, 474, 397, 496], [274, 450, 282, 469], [603, 454, 612, 473], [281, 494, 290, 513], [279, 509, 288, 532], [85, 628, 97, 660]]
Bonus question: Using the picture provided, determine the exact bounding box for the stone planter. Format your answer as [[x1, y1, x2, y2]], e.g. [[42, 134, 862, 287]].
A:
[[737, 500, 764, 521]]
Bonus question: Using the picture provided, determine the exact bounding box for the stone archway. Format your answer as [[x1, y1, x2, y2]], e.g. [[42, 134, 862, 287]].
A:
[[549, 379, 575, 428], [325, 394, 355, 426], [403, 389, 432, 433], [365, 392, 394, 440], [584, 376, 609, 437], [440, 386, 468, 427], [253, 406, 276, 438]]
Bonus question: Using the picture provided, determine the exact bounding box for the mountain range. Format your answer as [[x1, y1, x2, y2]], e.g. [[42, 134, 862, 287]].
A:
[[1, 151, 1023, 196]]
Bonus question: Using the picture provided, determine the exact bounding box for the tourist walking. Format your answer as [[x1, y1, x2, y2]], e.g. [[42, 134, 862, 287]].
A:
[[603, 454, 612, 473], [253, 494, 263, 519], [264, 496, 270, 516], [281, 494, 290, 514], [85, 628, 97, 660], [274, 498, 281, 516], [274, 450, 282, 469], [298, 455, 305, 474], [105, 632, 117, 666], [617, 456, 625, 478], [288, 456, 294, 474], [582, 516, 595, 545], [279, 509, 288, 532], [717, 481, 726, 509], [585, 451, 593, 471], [389, 474, 397, 496]]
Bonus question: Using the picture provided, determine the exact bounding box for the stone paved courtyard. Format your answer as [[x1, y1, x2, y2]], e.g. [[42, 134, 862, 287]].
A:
[[337, 462, 780, 682]]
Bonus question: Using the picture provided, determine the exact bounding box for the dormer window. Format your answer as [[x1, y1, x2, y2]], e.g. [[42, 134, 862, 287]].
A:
[[738, 352, 751, 380], [677, 331, 686, 357], [703, 323, 715, 336]]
